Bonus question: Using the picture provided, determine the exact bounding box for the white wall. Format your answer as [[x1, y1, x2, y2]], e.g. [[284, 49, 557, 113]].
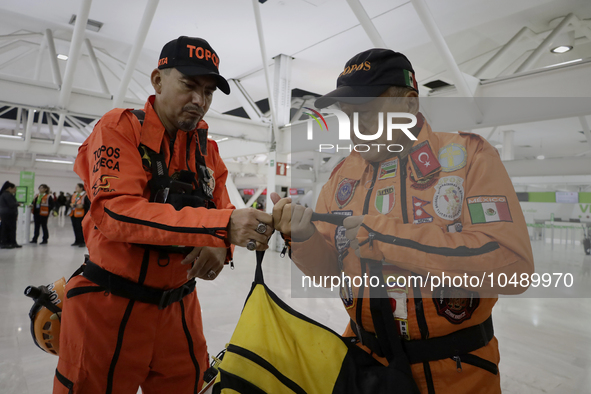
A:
[[0, 167, 82, 195]]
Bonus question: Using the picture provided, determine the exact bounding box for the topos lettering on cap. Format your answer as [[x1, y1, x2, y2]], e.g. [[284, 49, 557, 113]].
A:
[[158, 36, 230, 94], [315, 49, 418, 109]]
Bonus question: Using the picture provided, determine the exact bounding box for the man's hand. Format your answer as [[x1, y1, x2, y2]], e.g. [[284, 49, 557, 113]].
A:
[[344, 216, 365, 257], [270, 192, 316, 242], [181, 246, 227, 280], [227, 208, 274, 251]]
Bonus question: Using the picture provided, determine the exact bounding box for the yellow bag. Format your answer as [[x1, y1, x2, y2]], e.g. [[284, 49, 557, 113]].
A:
[[211, 251, 419, 394]]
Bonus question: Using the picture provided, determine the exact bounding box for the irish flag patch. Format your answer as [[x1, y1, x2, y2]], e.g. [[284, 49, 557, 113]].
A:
[[467, 196, 512, 224]]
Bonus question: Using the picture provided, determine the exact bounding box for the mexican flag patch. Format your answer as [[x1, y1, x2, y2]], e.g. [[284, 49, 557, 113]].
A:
[[467, 196, 512, 224]]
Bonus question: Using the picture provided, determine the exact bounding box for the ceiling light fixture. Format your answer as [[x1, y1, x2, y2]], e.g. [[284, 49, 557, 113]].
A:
[[551, 45, 572, 54], [536, 155, 545, 160], [36, 159, 75, 164], [57, 54, 68, 61], [550, 30, 574, 54]]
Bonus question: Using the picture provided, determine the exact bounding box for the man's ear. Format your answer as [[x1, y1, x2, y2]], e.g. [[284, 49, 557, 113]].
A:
[[404, 90, 419, 115], [151, 68, 163, 94]]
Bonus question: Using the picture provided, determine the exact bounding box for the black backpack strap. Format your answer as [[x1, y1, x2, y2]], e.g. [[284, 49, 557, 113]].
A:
[[130, 109, 145, 126]]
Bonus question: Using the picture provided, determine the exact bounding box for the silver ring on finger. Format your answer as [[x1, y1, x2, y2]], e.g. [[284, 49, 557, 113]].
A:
[[207, 270, 217, 280], [246, 239, 257, 251], [256, 223, 267, 234]]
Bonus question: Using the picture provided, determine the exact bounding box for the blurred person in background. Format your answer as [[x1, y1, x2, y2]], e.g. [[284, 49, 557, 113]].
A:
[[0, 181, 21, 249], [70, 183, 90, 247], [30, 184, 53, 244]]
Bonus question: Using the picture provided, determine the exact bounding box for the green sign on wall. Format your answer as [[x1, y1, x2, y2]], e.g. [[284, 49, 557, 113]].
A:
[[19, 171, 35, 210]]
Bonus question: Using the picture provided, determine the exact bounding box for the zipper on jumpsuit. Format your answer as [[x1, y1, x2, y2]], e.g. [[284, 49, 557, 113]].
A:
[[402, 157, 436, 394]]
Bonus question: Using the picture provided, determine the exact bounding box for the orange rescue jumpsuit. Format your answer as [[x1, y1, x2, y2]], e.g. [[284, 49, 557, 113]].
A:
[[291, 116, 534, 394], [54, 95, 234, 394]]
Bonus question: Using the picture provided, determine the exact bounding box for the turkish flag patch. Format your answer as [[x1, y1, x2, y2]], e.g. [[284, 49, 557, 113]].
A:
[[409, 141, 441, 179]]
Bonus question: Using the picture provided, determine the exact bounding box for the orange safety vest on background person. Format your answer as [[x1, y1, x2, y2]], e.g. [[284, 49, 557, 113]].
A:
[[70, 192, 86, 218], [35, 193, 50, 216], [291, 116, 534, 394], [54, 95, 236, 394]]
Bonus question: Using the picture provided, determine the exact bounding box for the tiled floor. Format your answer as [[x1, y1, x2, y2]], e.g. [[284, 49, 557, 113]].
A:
[[1, 217, 590, 393]]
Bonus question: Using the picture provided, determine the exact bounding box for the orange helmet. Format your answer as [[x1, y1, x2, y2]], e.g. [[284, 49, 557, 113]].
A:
[[24, 277, 66, 355]]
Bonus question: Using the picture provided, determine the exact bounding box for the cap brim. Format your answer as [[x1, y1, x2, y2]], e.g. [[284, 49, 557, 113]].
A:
[[175, 65, 231, 95], [314, 85, 391, 108]]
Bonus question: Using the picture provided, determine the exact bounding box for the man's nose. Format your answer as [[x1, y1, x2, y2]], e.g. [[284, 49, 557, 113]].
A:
[[191, 90, 205, 107]]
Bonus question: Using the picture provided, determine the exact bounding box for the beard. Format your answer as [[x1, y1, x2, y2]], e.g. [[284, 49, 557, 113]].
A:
[[178, 118, 199, 132]]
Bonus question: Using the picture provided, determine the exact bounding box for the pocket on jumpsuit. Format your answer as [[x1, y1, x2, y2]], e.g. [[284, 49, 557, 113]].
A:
[[54, 360, 86, 394]]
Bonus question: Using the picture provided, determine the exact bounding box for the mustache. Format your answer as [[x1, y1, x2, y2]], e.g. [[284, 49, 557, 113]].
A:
[[183, 106, 205, 116]]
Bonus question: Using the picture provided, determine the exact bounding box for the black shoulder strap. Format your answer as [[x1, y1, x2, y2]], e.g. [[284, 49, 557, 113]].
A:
[[130, 109, 145, 126]]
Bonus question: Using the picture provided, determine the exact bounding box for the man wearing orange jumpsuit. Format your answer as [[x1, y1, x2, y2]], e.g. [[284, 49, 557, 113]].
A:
[[54, 36, 273, 394], [272, 49, 534, 393]]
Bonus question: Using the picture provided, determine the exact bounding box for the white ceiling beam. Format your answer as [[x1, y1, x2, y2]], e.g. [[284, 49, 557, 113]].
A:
[[503, 157, 591, 177], [474, 27, 532, 78], [345, 0, 387, 47], [85, 38, 109, 95], [515, 14, 575, 73], [411, 0, 482, 124], [33, 31, 47, 81], [0, 33, 42, 41], [112, 0, 159, 108], [44, 29, 61, 86], [217, 139, 269, 159], [0, 135, 79, 156], [227, 79, 265, 122], [225, 162, 265, 176]]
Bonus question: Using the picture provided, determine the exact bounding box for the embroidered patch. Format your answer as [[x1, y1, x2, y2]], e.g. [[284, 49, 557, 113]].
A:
[[92, 175, 119, 196], [433, 176, 464, 221], [409, 141, 441, 179], [467, 195, 513, 224], [447, 222, 463, 233], [335, 178, 358, 208], [340, 274, 355, 309], [409, 168, 438, 191], [379, 158, 398, 180], [332, 210, 353, 253], [396, 318, 410, 341], [412, 196, 433, 224], [375, 186, 395, 214], [438, 143, 467, 172], [433, 287, 480, 324], [206, 167, 215, 192]]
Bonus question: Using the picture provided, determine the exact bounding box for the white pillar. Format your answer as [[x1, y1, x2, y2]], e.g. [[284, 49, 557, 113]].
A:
[[272, 54, 293, 127], [59, 0, 93, 109], [501, 130, 514, 161], [112, 0, 160, 108], [225, 175, 246, 209]]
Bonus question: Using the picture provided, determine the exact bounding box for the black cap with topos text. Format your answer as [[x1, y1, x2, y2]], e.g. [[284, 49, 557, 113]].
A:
[[158, 36, 230, 94], [315, 48, 418, 108]]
